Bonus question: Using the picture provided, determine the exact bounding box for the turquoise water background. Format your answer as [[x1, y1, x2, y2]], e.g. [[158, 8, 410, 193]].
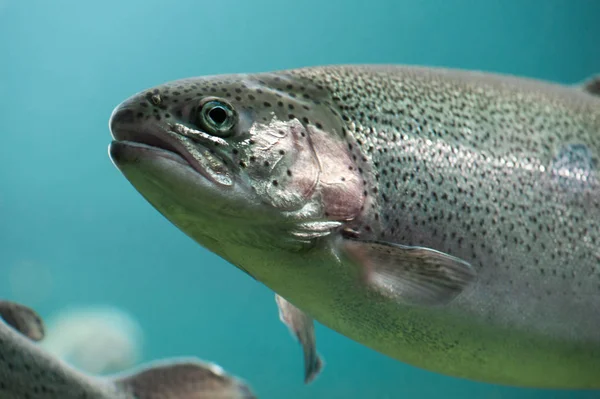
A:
[[1, 0, 599, 398]]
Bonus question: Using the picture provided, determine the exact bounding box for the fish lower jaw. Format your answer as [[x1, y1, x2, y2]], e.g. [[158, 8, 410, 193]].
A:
[[109, 140, 192, 171], [109, 139, 230, 187]]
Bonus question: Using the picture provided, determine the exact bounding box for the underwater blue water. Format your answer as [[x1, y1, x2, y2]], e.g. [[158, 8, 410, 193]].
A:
[[1, 0, 599, 397]]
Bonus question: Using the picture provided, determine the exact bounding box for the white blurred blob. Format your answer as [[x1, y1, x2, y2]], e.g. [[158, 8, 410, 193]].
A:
[[41, 306, 144, 375]]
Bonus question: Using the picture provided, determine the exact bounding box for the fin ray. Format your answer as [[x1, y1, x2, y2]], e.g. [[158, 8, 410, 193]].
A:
[[114, 359, 256, 399], [275, 294, 323, 384], [342, 239, 476, 306], [0, 300, 45, 341]]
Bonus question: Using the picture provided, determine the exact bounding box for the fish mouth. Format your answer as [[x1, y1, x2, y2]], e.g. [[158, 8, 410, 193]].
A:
[[109, 108, 232, 186]]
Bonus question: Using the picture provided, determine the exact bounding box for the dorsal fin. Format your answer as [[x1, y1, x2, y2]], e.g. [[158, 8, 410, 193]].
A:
[[581, 75, 600, 96], [0, 300, 45, 341], [114, 358, 256, 399]]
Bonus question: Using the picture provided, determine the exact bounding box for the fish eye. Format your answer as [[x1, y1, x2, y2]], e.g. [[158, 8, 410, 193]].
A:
[[195, 97, 237, 136]]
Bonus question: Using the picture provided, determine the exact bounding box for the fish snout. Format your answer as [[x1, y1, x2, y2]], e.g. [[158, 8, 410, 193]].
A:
[[109, 106, 136, 141]]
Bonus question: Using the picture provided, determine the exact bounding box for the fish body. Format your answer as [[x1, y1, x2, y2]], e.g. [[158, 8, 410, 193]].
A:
[[0, 300, 256, 398], [109, 65, 600, 388]]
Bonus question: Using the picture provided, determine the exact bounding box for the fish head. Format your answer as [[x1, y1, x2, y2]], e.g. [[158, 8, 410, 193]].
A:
[[109, 73, 367, 263], [108, 70, 476, 321]]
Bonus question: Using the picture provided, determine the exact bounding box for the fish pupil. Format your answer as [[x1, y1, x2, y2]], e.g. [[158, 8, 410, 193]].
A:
[[208, 106, 227, 126], [196, 98, 237, 137]]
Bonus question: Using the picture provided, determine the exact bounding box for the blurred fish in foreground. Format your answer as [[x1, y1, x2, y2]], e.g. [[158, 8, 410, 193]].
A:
[[0, 300, 257, 399], [40, 305, 143, 374]]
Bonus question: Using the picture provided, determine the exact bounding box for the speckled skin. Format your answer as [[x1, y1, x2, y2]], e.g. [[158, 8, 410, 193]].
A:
[[109, 65, 600, 389], [0, 300, 256, 398], [0, 300, 121, 399]]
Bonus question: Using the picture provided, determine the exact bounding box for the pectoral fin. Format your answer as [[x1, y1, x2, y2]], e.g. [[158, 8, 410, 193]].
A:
[[275, 294, 323, 384], [114, 359, 256, 399], [0, 300, 45, 341], [341, 238, 476, 306]]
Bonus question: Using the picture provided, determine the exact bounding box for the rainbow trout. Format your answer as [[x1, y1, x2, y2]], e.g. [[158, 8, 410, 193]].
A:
[[108, 65, 600, 389], [0, 300, 256, 398]]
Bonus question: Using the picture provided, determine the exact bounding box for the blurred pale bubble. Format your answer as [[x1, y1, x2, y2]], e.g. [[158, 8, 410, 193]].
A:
[[41, 306, 144, 375], [9, 260, 53, 306]]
